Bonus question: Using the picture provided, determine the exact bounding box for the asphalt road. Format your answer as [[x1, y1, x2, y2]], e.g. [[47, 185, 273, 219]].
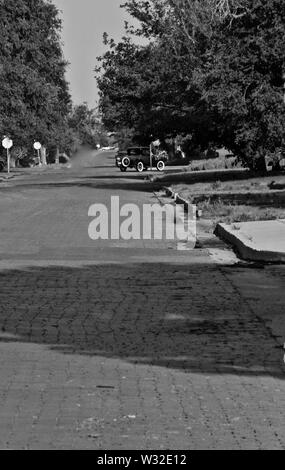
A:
[[0, 148, 285, 450]]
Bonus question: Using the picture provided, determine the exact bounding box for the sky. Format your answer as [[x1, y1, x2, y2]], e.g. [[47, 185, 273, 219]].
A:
[[53, 0, 131, 108]]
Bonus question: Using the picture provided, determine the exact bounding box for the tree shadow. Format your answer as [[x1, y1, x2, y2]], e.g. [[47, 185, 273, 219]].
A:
[[80, 173, 150, 180], [158, 169, 285, 185], [85, 181, 160, 192], [1, 179, 159, 193], [192, 191, 285, 208], [81, 165, 115, 170], [0, 262, 283, 378]]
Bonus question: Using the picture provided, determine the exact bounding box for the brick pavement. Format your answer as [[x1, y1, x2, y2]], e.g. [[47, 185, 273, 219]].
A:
[[0, 152, 284, 449], [0, 262, 284, 449]]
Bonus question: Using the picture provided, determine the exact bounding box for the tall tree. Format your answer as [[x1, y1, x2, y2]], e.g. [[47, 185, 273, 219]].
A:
[[201, 0, 285, 168], [0, 0, 72, 152], [69, 103, 109, 148], [97, 0, 285, 167], [96, 1, 220, 147]]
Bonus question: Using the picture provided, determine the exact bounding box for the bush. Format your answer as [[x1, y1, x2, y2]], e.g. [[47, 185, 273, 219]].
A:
[[190, 155, 243, 171]]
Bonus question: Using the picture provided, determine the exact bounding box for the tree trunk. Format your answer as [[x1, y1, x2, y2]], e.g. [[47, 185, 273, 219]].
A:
[[40, 146, 47, 165], [10, 155, 16, 168], [253, 149, 267, 174], [55, 147, 60, 165]]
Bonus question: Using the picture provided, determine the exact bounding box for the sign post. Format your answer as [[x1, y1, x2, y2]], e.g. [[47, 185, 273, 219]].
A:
[[2, 137, 13, 174], [33, 142, 42, 166]]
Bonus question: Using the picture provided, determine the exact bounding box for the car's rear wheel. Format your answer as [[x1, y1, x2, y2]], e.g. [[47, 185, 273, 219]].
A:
[[121, 156, 130, 168], [0, 162, 5, 172], [136, 161, 144, 172], [156, 160, 165, 172]]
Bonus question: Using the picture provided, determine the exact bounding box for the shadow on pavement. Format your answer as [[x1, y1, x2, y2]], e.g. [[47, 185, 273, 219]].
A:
[[80, 174, 150, 180], [0, 180, 159, 193], [81, 165, 115, 170], [0, 262, 284, 379]]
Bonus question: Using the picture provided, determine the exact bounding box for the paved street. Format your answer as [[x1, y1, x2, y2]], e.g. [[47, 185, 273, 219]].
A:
[[0, 149, 285, 449]]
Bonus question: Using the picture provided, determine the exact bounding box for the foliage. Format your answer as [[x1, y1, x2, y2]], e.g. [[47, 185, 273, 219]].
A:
[[0, 0, 72, 152], [202, 0, 285, 169], [68, 103, 109, 148], [96, 0, 285, 168], [96, 23, 215, 147], [190, 155, 241, 171]]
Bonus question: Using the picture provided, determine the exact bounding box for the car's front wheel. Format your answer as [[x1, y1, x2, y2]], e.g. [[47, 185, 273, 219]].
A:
[[120, 166, 127, 172], [121, 156, 130, 168], [156, 160, 165, 172], [136, 161, 144, 172]]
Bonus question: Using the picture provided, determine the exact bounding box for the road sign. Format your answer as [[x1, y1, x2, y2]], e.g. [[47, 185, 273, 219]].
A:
[[2, 137, 13, 150], [33, 142, 42, 166], [33, 142, 42, 150], [2, 138, 13, 174]]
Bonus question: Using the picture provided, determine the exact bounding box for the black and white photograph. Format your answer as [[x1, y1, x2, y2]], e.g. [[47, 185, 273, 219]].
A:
[[0, 0, 285, 453]]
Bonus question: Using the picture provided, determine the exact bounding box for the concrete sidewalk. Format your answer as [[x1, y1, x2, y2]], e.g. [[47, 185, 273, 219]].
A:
[[215, 219, 285, 262]]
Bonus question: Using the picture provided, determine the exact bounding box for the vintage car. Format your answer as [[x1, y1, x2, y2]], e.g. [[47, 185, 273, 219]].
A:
[[116, 147, 168, 172]]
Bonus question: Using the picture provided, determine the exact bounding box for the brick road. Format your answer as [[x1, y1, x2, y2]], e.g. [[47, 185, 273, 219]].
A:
[[0, 149, 284, 449]]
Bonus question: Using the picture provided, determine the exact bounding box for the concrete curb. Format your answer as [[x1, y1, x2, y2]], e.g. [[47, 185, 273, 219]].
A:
[[161, 187, 241, 262], [215, 223, 285, 263], [0, 174, 16, 182], [165, 186, 285, 263], [163, 186, 192, 212], [163, 186, 203, 219]]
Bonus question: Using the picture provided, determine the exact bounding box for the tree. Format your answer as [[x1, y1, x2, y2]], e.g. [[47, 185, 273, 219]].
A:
[[96, 30, 216, 147], [69, 103, 109, 148], [97, 0, 285, 167], [96, 1, 221, 149], [0, 0, 72, 156], [201, 0, 285, 169]]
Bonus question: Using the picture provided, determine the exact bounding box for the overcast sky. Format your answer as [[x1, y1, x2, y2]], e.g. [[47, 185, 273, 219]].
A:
[[53, 0, 131, 108]]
